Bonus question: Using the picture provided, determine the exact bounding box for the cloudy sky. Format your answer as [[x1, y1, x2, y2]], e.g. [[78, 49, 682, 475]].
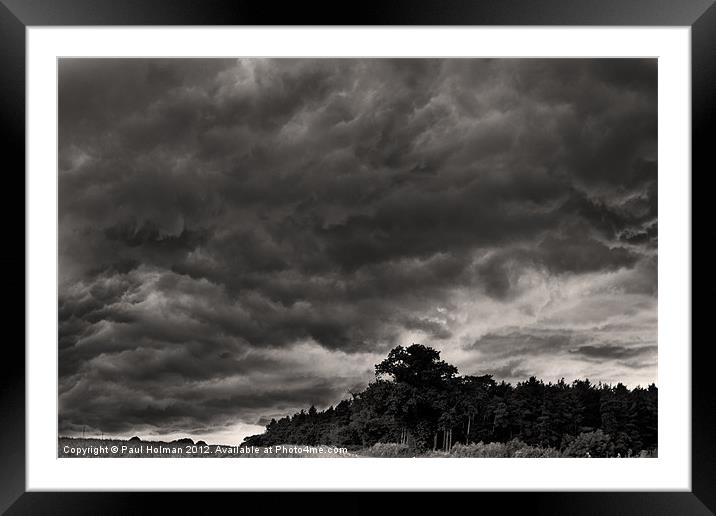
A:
[[58, 58, 657, 444]]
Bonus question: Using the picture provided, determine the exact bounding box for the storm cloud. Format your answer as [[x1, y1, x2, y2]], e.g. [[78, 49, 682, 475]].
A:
[[58, 58, 657, 443]]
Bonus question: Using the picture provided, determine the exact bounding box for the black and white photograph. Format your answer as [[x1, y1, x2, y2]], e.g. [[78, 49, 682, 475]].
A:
[[58, 57, 658, 459]]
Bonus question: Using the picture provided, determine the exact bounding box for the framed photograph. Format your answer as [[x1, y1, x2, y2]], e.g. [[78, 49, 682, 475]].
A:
[[3, 0, 712, 513]]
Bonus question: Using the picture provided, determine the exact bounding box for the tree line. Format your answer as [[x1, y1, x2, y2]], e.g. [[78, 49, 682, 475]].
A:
[[243, 344, 657, 456]]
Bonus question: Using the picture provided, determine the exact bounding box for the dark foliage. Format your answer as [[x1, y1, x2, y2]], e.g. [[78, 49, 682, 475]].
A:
[[243, 344, 657, 456]]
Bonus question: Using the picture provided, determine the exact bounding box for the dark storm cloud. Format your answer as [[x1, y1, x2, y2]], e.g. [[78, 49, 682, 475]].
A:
[[58, 58, 657, 440], [569, 344, 656, 361], [470, 328, 579, 358], [470, 328, 656, 360]]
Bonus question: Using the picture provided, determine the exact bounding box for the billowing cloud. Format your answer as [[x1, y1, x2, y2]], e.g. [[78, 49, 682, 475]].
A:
[[58, 58, 657, 443]]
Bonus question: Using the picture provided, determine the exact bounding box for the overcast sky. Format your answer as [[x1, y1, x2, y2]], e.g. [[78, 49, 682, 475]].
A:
[[58, 58, 657, 444]]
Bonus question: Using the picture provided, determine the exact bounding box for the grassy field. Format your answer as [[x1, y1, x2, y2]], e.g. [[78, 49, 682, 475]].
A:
[[59, 437, 656, 458]]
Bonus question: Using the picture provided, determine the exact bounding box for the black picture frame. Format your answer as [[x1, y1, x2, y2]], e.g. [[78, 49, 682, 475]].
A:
[[1, 0, 711, 513]]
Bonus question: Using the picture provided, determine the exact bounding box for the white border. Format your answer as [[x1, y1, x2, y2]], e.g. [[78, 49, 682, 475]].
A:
[[27, 27, 691, 491]]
